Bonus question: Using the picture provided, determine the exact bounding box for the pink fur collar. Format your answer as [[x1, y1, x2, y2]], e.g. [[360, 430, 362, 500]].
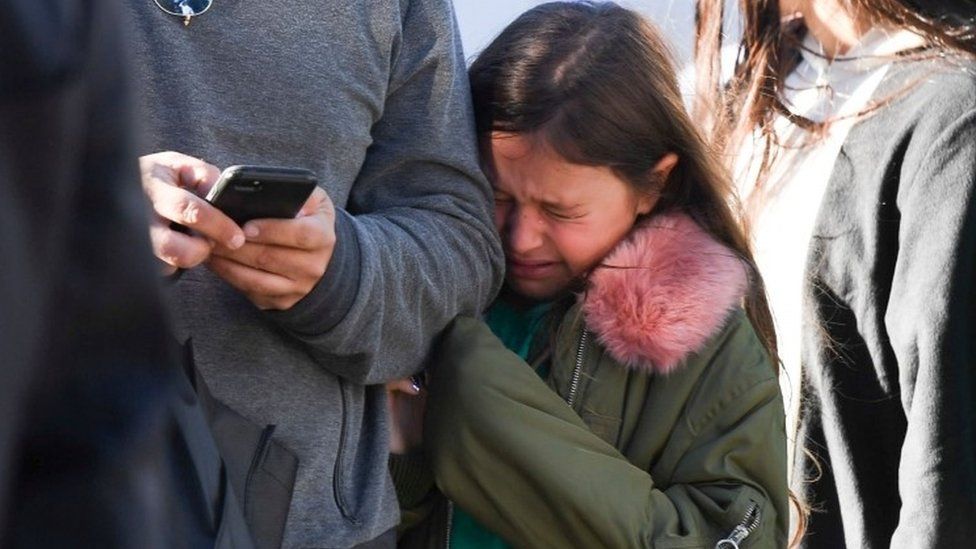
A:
[[580, 213, 748, 374]]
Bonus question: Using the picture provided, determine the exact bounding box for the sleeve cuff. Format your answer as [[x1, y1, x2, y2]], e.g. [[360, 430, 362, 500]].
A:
[[266, 208, 361, 335], [389, 451, 436, 509]]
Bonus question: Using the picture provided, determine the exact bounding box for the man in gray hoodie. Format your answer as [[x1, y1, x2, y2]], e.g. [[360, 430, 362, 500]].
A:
[[123, 1, 504, 547]]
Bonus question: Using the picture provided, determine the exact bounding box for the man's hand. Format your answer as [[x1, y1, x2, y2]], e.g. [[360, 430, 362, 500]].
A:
[[140, 152, 245, 274], [208, 187, 336, 310]]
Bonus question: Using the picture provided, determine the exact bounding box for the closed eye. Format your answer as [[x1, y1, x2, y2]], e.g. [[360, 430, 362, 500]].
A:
[[545, 207, 585, 220]]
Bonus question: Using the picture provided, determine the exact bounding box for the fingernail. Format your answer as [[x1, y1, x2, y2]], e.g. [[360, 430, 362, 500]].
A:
[[244, 224, 259, 238], [410, 374, 425, 393], [229, 234, 245, 249]]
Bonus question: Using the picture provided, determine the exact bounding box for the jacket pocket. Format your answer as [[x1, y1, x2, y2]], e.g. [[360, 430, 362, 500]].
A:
[[243, 425, 298, 549], [187, 342, 298, 549], [213, 462, 260, 549], [207, 400, 298, 549]]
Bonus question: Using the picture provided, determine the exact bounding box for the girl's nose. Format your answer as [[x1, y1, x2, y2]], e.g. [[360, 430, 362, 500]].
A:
[[505, 206, 544, 253]]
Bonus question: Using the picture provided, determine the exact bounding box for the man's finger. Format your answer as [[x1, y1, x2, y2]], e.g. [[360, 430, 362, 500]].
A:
[[150, 222, 213, 269], [240, 214, 333, 250], [298, 186, 332, 217], [178, 161, 222, 195], [211, 241, 324, 280], [206, 256, 297, 308], [147, 182, 245, 250], [141, 151, 221, 195]]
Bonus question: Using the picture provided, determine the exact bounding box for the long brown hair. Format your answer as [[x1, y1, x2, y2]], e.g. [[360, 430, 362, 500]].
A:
[[694, 2, 976, 544], [695, 0, 976, 184], [469, 1, 779, 365]]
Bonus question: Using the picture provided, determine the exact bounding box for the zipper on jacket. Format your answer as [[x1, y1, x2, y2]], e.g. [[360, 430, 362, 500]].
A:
[[332, 378, 359, 523], [243, 425, 276, 514], [444, 500, 454, 549], [715, 503, 761, 549], [566, 328, 589, 407]]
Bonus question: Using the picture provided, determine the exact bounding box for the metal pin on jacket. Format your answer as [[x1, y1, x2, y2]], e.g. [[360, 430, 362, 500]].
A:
[[151, 0, 213, 26]]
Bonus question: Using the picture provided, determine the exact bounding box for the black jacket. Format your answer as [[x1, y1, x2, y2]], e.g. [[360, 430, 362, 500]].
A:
[[795, 58, 976, 548], [0, 2, 252, 547]]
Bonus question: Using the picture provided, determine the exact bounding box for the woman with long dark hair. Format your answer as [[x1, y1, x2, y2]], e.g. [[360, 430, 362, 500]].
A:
[[696, 1, 976, 546]]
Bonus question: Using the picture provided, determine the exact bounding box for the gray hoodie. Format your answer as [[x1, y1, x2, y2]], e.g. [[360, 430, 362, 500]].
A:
[[122, 1, 504, 546]]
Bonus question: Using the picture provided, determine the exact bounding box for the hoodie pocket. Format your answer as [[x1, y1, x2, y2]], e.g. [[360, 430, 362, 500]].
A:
[[243, 425, 298, 549], [207, 405, 298, 549], [187, 345, 298, 549]]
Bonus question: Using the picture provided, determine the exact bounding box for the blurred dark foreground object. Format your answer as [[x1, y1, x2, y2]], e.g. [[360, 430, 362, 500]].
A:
[[0, 1, 258, 547]]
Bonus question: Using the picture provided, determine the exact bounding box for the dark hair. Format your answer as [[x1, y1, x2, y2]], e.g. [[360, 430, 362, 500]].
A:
[[469, 1, 779, 365], [694, 0, 976, 184]]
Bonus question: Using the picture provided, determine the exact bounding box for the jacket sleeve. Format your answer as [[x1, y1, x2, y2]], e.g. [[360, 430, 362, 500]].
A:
[[389, 451, 438, 532], [265, 0, 504, 384], [426, 317, 786, 548], [886, 107, 976, 547]]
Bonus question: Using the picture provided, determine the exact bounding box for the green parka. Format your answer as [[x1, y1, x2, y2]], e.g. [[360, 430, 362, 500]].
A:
[[393, 214, 789, 548]]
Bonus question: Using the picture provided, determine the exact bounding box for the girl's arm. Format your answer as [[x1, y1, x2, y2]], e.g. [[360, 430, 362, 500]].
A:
[[386, 380, 438, 532], [426, 317, 786, 548], [886, 106, 976, 547]]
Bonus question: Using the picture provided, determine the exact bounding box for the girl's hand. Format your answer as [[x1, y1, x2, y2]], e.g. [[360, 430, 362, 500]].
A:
[[386, 377, 427, 454]]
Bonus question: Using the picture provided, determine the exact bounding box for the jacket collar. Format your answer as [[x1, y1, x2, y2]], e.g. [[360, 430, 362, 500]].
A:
[[579, 212, 748, 374]]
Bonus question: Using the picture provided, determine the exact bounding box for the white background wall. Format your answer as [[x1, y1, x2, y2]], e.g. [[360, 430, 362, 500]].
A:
[[453, 1, 698, 66]]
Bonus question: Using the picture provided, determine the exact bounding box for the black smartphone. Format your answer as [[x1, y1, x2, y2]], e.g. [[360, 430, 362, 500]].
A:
[[204, 165, 317, 225]]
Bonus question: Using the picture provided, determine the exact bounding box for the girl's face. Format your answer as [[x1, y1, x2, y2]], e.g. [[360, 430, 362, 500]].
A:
[[489, 133, 657, 301]]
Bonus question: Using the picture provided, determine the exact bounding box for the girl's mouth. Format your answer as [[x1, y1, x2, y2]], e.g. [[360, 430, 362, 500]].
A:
[[507, 259, 558, 280]]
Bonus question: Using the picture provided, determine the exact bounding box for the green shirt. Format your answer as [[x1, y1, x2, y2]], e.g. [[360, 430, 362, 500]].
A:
[[449, 298, 552, 549]]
